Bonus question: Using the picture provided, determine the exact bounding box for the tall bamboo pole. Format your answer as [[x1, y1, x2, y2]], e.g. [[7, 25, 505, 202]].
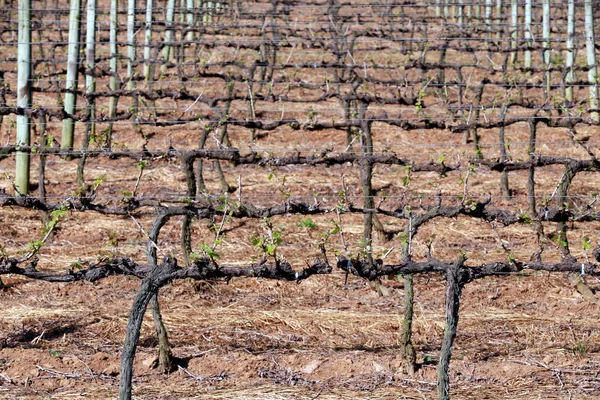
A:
[[16, 0, 32, 195], [565, 0, 575, 102], [203, 1, 215, 25], [108, 0, 119, 147], [485, 0, 492, 35], [176, 0, 186, 64], [162, 0, 176, 73], [77, 0, 97, 187], [542, 0, 550, 98], [143, 0, 158, 120], [127, 0, 136, 90], [186, 0, 195, 41], [127, 0, 140, 132], [465, 2, 471, 22], [85, 0, 96, 140], [144, 0, 153, 80], [510, 0, 517, 65], [484, 0, 492, 63], [524, 0, 532, 69], [584, 0, 599, 122], [61, 0, 82, 150], [496, 0, 502, 39]]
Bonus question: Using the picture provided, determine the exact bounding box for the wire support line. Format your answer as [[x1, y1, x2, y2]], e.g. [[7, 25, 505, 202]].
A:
[[9, 5, 577, 15], [2, 141, 600, 155], [16, 78, 600, 89], [13, 2, 580, 9], [5, 35, 600, 45], [0, 194, 598, 202], [3, 104, 593, 114], [1, 116, 595, 125]]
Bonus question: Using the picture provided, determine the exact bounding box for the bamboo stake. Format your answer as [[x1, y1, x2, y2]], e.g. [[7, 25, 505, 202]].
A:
[[542, 0, 550, 98], [186, 0, 195, 41], [524, 0, 532, 70], [144, 0, 154, 80], [127, 0, 136, 91], [77, 0, 97, 187], [565, 0, 575, 102], [510, 0, 517, 66], [496, 0, 502, 39], [61, 0, 81, 150], [107, 0, 119, 147], [16, 0, 31, 195], [85, 0, 96, 140], [584, 0, 599, 122], [162, 0, 176, 74]]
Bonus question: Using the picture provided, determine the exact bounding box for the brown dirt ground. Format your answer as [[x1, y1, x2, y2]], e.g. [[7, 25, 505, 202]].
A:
[[2, 116, 600, 399], [2, 2, 600, 399], [1, 263, 600, 399]]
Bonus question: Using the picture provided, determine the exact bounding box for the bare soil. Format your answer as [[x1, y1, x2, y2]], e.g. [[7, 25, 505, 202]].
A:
[[2, 121, 600, 399], [1, 260, 600, 399], [2, 2, 600, 399]]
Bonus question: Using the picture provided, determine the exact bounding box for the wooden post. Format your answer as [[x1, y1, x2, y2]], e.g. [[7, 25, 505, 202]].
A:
[[498, 106, 510, 198], [118, 257, 179, 400], [147, 211, 176, 373], [437, 258, 467, 400]]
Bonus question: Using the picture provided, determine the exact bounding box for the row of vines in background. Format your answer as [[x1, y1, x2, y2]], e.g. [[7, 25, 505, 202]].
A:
[[3, 1, 600, 399]]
